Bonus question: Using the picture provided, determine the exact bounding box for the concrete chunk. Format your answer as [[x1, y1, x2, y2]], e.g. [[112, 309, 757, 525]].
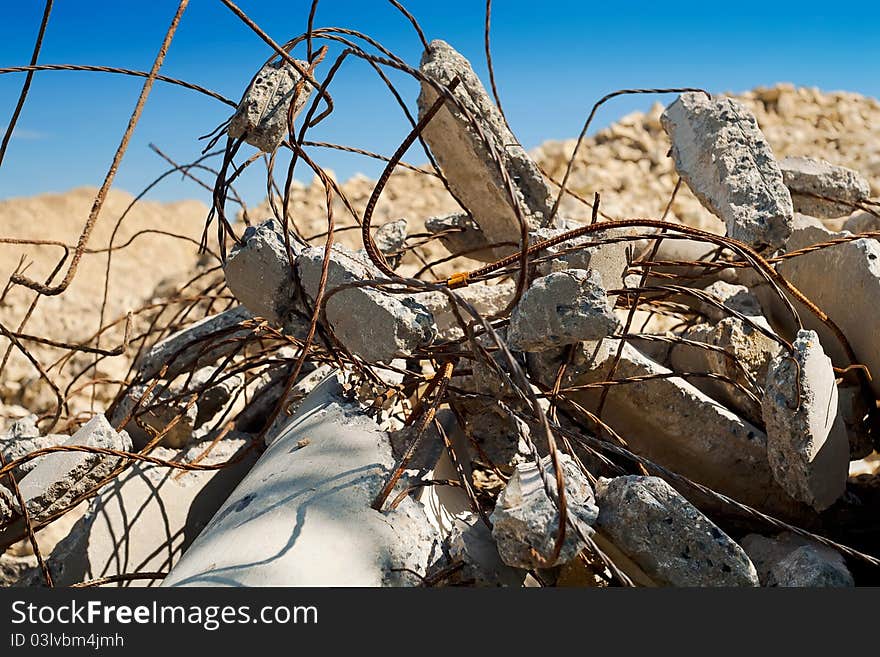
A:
[[428, 513, 526, 587], [373, 218, 408, 256], [740, 532, 854, 587], [223, 219, 300, 325], [528, 339, 808, 518], [762, 330, 849, 511], [1, 416, 67, 479], [424, 213, 509, 262], [163, 375, 441, 586], [110, 384, 196, 450], [596, 476, 759, 587], [31, 437, 257, 587], [507, 270, 618, 352], [16, 415, 131, 521], [661, 93, 793, 251], [418, 40, 554, 245], [137, 306, 253, 381], [228, 58, 313, 153], [698, 281, 765, 322], [296, 244, 436, 363], [780, 156, 871, 219], [490, 453, 598, 569]]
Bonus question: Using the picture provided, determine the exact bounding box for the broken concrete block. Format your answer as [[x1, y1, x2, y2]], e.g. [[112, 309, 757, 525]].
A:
[[424, 213, 508, 262], [1, 415, 68, 479], [418, 40, 554, 245], [421, 280, 515, 340], [163, 375, 441, 586], [186, 367, 245, 429], [740, 532, 853, 587], [843, 211, 880, 234], [661, 93, 793, 251], [228, 57, 313, 152], [297, 244, 436, 363], [33, 436, 257, 587], [528, 339, 808, 518], [1, 552, 35, 587], [16, 415, 131, 522], [137, 306, 253, 381], [223, 219, 300, 325], [427, 513, 526, 587], [530, 225, 643, 300], [374, 218, 408, 256], [698, 281, 765, 322], [111, 384, 196, 450], [490, 453, 598, 569], [596, 476, 759, 587], [671, 317, 781, 424], [780, 156, 871, 219], [762, 330, 849, 511], [507, 269, 618, 352]]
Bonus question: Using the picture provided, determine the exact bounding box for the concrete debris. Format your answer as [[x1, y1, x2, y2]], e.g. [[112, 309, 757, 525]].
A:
[[421, 280, 515, 340], [698, 281, 765, 323], [774, 226, 880, 398], [843, 211, 880, 234], [530, 225, 643, 301], [507, 269, 618, 352], [596, 476, 759, 587], [424, 213, 508, 262], [528, 339, 808, 518], [661, 92, 793, 251], [671, 317, 781, 423], [136, 306, 253, 381], [1, 416, 67, 479], [837, 384, 874, 460], [779, 156, 871, 218], [15, 415, 131, 523], [418, 40, 554, 246], [28, 436, 257, 587], [740, 532, 854, 587], [186, 367, 245, 429], [297, 244, 436, 363], [428, 513, 526, 587], [762, 330, 849, 511], [163, 376, 441, 586], [490, 453, 598, 569], [111, 384, 196, 450], [1, 552, 36, 587], [223, 219, 300, 325], [0, 484, 15, 522], [373, 218, 408, 255], [228, 57, 313, 153]]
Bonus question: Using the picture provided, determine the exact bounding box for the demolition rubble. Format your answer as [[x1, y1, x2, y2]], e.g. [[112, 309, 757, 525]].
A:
[[2, 37, 879, 589]]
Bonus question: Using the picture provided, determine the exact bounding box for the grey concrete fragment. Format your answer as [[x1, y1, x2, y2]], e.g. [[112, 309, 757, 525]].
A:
[[186, 367, 245, 429], [530, 225, 643, 300], [223, 219, 300, 325], [137, 306, 253, 381], [16, 415, 131, 521], [428, 513, 526, 587], [528, 339, 808, 518], [1, 552, 35, 587], [34, 437, 257, 587], [698, 281, 764, 322], [671, 317, 781, 424], [780, 156, 871, 219], [661, 93, 793, 250], [421, 280, 515, 340], [163, 376, 441, 586], [423, 213, 510, 262], [296, 244, 436, 363], [596, 476, 759, 587], [762, 330, 849, 511], [843, 211, 880, 234], [228, 58, 313, 153], [418, 40, 553, 246], [374, 218, 408, 255], [740, 532, 853, 587], [490, 453, 598, 569], [507, 269, 618, 352], [1, 416, 68, 479], [110, 384, 196, 450], [837, 384, 874, 460]]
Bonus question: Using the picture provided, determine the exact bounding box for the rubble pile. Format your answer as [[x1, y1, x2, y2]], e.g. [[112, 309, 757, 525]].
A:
[[2, 32, 880, 589]]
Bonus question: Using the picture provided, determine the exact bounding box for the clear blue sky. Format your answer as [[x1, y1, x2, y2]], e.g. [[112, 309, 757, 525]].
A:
[[1, 0, 879, 207]]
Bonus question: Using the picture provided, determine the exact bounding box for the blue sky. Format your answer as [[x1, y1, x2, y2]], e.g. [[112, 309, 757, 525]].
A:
[[1, 0, 879, 207]]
